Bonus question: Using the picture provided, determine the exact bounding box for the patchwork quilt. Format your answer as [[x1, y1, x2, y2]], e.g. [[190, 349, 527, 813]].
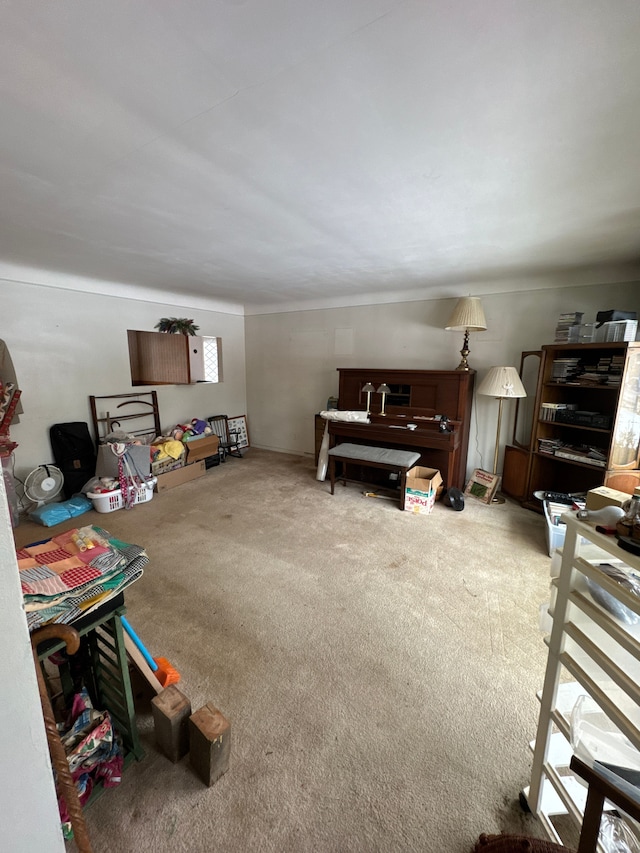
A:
[[17, 525, 148, 631]]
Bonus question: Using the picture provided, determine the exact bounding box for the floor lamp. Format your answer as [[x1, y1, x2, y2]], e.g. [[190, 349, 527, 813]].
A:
[[477, 366, 527, 502]]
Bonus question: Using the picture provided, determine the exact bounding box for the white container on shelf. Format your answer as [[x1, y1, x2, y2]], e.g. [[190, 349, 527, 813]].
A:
[[568, 323, 596, 343], [595, 320, 638, 342]]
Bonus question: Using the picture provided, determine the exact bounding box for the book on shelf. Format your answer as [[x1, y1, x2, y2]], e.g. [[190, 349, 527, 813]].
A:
[[554, 448, 606, 467], [558, 312, 584, 321], [537, 438, 564, 454], [550, 357, 581, 381], [586, 446, 606, 461], [539, 402, 578, 422]]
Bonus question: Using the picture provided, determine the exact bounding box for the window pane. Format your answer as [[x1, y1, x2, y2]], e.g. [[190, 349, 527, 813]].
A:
[[203, 336, 221, 382]]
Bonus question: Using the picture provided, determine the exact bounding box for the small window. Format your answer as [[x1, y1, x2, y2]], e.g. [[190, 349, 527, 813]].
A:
[[203, 336, 222, 383]]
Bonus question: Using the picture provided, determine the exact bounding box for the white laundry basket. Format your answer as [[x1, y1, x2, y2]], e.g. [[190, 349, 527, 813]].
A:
[[87, 478, 156, 513]]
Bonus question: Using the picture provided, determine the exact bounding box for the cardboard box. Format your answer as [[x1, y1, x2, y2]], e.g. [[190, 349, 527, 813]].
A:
[[96, 443, 152, 479], [151, 449, 186, 476], [156, 460, 206, 492], [183, 434, 220, 464], [404, 466, 443, 515], [586, 485, 631, 511]]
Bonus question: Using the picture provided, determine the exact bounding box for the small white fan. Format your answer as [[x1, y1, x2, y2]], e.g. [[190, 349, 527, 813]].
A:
[[24, 464, 64, 507]]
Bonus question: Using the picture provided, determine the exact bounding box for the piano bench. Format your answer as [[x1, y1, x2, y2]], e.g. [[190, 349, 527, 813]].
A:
[[327, 444, 421, 510]]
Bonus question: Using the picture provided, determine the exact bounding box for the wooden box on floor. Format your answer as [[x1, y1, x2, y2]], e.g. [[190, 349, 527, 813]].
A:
[[151, 685, 192, 763], [189, 703, 231, 786]]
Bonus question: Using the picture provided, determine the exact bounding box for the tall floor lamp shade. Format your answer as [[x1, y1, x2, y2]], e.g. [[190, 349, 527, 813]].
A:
[[445, 297, 487, 371], [477, 366, 527, 478]]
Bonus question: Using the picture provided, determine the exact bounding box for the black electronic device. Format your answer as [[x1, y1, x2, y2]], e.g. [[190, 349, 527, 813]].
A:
[[596, 309, 637, 327], [443, 487, 464, 511], [617, 535, 640, 557], [533, 490, 575, 505]]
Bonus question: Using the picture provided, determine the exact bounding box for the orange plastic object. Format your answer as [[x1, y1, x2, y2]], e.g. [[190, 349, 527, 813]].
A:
[[153, 657, 181, 687]]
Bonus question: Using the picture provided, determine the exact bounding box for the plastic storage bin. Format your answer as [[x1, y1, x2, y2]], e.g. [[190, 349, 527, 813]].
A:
[[544, 501, 591, 557], [87, 478, 156, 513], [595, 320, 638, 342], [544, 500, 569, 557]]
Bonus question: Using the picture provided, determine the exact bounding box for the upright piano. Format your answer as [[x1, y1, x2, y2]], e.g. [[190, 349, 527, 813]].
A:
[[327, 368, 475, 491]]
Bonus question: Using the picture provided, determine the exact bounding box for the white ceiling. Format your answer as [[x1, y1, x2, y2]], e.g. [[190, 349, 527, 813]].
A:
[[1, 0, 640, 314]]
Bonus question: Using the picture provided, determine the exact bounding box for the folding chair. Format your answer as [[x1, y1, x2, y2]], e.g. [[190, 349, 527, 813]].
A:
[[207, 415, 243, 461]]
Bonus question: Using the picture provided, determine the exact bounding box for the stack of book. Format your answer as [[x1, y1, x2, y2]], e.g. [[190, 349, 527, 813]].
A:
[[539, 403, 578, 422], [551, 357, 581, 382], [607, 355, 625, 386], [538, 438, 564, 456], [579, 371, 608, 386], [554, 312, 583, 343]]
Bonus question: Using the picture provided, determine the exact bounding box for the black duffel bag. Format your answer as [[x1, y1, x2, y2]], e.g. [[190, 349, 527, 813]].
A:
[[49, 422, 97, 499]]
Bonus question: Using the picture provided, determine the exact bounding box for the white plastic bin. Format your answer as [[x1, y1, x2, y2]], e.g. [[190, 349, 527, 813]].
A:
[[544, 500, 569, 557], [87, 478, 156, 513]]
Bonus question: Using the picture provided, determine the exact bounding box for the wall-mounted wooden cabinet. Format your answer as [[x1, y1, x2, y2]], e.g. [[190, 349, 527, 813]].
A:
[[127, 330, 214, 385]]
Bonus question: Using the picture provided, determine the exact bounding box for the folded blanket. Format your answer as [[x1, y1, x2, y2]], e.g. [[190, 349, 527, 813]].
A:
[[18, 525, 148, 631], [319, 410, 370, 422], [153, 439, 185, 460]]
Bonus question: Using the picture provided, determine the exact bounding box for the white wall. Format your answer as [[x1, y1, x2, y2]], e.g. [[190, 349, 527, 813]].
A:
[[0, 274, 246, 847], [2, 278, 247, 479], [0, 469, 65, 850], [245, 281, 640, 478]]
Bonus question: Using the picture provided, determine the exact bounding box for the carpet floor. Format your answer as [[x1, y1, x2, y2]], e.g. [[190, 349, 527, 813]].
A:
[[16, 448, 556, 852]]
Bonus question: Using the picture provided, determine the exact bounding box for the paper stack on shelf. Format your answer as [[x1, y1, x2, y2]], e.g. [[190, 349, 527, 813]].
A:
[[554, 445, 607, 467], [538, 438, 564, 456], [607, 355, 625, 386], [554, 312, 583, 343], [539, 403, 578, 422], [551, 357, 581, 382]]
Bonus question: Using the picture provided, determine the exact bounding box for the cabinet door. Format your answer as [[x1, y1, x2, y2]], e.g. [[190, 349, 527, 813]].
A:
[[512, 351, 541, 449], [501, 445, 530, 500], [610, 347, 640, 468], [605, 346, 640, 492]]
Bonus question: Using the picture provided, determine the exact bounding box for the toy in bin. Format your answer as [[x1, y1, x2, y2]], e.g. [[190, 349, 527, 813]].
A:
[[121, 616, 180, 687]]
